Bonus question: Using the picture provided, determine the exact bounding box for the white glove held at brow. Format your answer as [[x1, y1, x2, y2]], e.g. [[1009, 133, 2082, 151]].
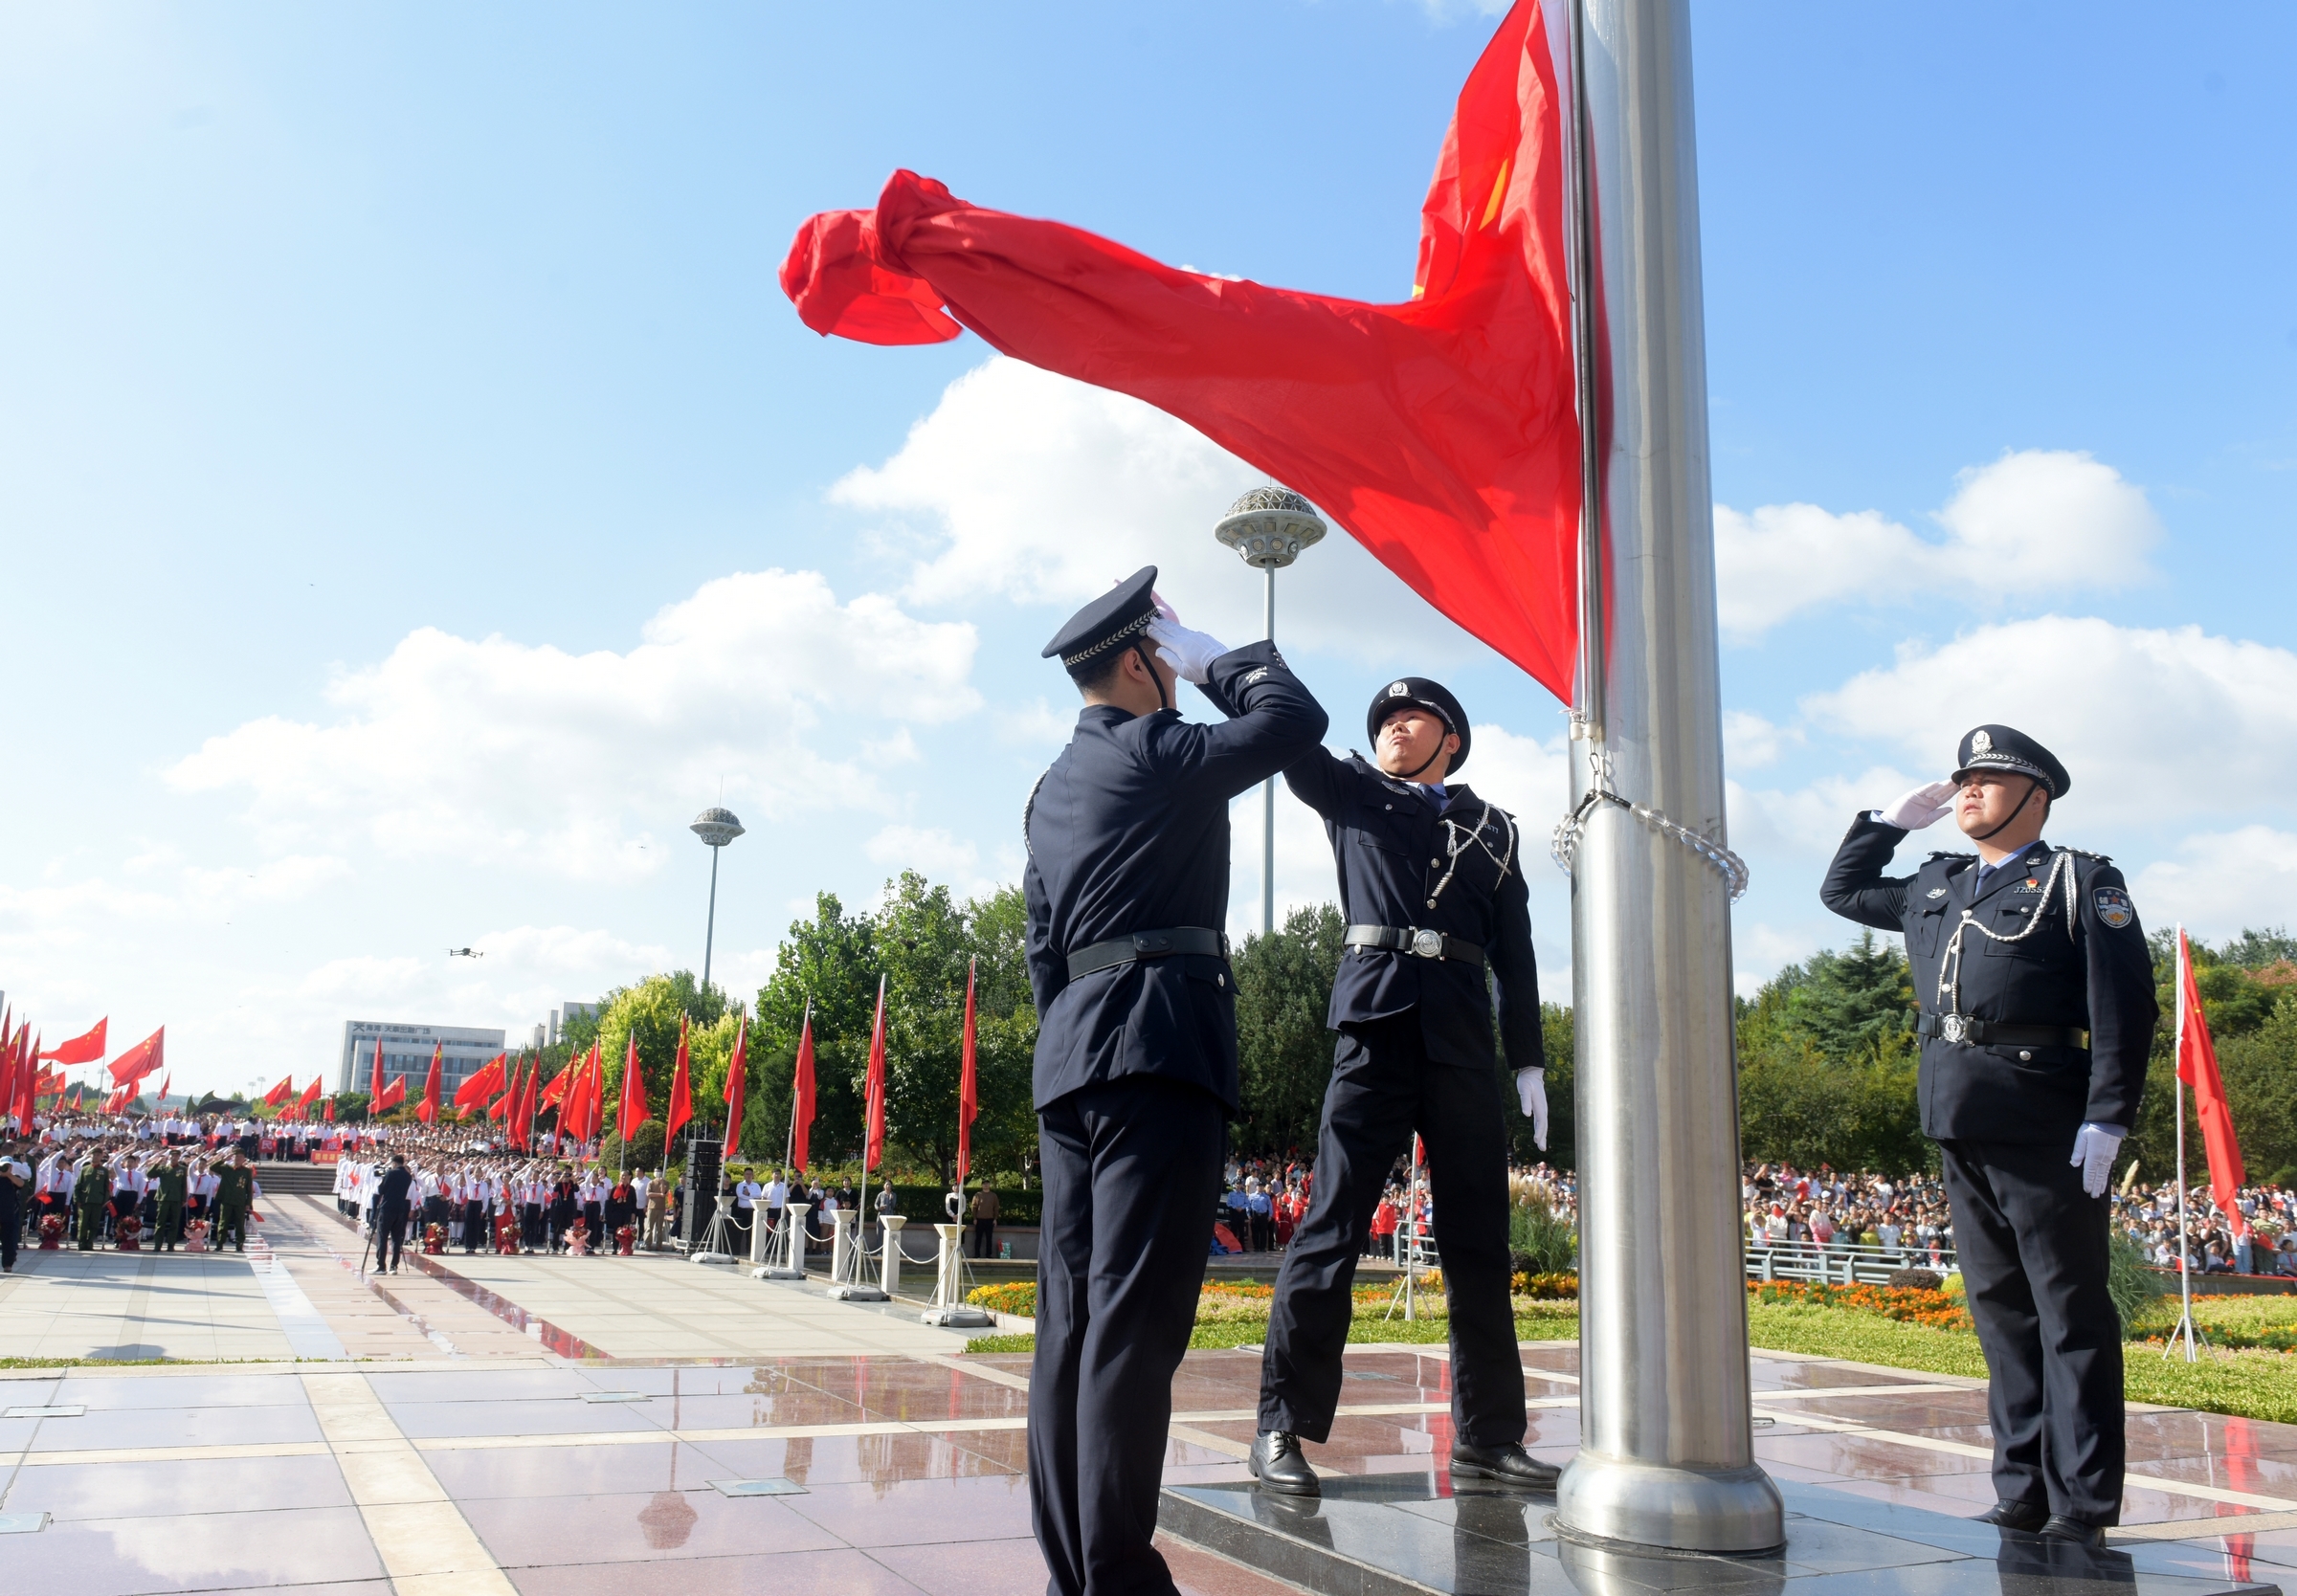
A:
[[2069, 1122, 2125, 1199], [1515, 1067, 1549, 1152], [1146, 592, 1226, 685], [1876, 779, 1960, 831]]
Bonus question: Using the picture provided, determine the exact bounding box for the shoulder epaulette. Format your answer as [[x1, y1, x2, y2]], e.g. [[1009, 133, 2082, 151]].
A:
[[1925, 851, 1975, 862], [2056, 846, 2112, 866]]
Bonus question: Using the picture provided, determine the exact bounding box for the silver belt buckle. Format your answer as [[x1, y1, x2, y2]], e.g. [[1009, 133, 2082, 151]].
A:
[[1410, 928, 1444, 959], [1939, 1013, 1968, 1045]]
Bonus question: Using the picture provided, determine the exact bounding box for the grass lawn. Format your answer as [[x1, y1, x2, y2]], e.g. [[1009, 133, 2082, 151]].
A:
[[969, 1291, 2297, 1425]]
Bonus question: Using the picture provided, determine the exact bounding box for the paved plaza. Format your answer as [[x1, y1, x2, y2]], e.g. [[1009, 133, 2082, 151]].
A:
[[1, 1191, 2293, 1594]]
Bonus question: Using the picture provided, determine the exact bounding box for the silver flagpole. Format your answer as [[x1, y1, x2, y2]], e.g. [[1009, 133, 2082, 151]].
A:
[[1553, 0, 1783, 1554], [2168, 926, 2197, 1362]]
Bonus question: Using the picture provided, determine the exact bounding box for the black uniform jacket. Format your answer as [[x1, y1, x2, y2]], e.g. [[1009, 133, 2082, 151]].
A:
[[1284, 750, 1543, 1072], [376, 1165, 413, 1214], [1024, 641, 1327, 1113], [1819, 813, 2157, 1145]]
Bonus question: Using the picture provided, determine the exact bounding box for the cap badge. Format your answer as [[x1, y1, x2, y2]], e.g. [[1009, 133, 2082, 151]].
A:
[[1971, 729, 1994, 756], [1389, 681, 1409, 697]]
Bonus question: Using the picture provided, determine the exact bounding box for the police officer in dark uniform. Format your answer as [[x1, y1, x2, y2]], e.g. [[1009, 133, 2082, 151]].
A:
[[1821, 725, 2156, 1545], [1250, 677, 1553, 1496], [1023, 566, 1327, 1596]]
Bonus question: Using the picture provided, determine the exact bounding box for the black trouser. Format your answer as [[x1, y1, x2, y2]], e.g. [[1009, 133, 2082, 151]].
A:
[[523, 1203, 543, 1249], [1939, 1138, 2124, 1524], [582, 1202, 602, 1248], [972, 1218, 995, 1258], [0, 1200, 17, 1270], [1260, 1013, 1525, 1450], [1030, 1075, 1224, 1596], [463, 1199, 484, 1252], [378, 1205, 409, 1271]]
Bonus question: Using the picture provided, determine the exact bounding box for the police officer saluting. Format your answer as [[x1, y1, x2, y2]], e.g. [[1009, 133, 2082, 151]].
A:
[[1023, 566, 1327, 1596], [1821, 725, 2156, 1545], [1252, 677, 1553, 1496]]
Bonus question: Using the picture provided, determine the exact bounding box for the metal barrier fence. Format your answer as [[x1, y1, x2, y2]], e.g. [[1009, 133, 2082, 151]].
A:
[[1745, 1240, 1955, 1286]]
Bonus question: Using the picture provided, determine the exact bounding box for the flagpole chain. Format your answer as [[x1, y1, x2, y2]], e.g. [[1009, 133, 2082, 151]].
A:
[[1550, 786, 1750, 901]]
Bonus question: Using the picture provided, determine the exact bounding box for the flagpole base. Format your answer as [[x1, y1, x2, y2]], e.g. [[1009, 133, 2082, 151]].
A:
[[1554, 1457, 1785, 1556], [755, 1267, 807, 1281], [921, 1307, 993, 1328], [827, 1284, 888, 1302], [691, 1252, 739, 1267]]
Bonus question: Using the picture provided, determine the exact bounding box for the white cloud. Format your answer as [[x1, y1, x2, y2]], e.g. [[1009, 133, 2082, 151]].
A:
[[1714, 450, 2160, 639], [166, 569, 979, 879], [866, 824, 988, 895], [832, 357, 1503, 669], [1799, 616, 2297, 832], [1723, 710, 1799, 770], [2131, 828, 2297, 942]]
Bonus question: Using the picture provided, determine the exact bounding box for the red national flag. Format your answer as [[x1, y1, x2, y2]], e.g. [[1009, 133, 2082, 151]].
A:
[[456, 1053, 505, 1113], [721, 1017, 747, 1163], [779, 0, 1579, 702], [374, 1074, 407, 1112], [157, 1073, 169, 1106], [587, 1042, 606, 1142], [261, 1074, 294, 1108], [2177, 929, 2249, 1238], [792, 1004, 816, 1173], [41, 1016, 107, 1065], [863, 975, 887, 1173], [0, 1026, 17, 1134], [415, 1043, 443, 1124], [106, 1082, 132, 1115], [542, 1061, 571, 1109], [368, 1037, 385, 1101], [297, 1075, 323, 1116], [107, 1027, 166, 1086], [958, 958, 978, 1186], [664, 1029, 693, 1148], [492, 1056, 522, 1123], [323, 1094, 335, 1124], [619, 1030, 650, 1142], [519, 1054, 541, 1150]]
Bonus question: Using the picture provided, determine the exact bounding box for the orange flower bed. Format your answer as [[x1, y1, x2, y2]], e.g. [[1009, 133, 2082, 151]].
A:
[[1749, 1278, 1973, 1332]]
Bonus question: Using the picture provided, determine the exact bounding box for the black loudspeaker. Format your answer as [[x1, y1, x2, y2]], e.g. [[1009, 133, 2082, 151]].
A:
[[681, 1140, 723, 1248]]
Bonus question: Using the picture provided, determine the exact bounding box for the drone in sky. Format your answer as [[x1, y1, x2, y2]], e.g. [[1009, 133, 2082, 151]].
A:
[[447, 947, 484, 959]]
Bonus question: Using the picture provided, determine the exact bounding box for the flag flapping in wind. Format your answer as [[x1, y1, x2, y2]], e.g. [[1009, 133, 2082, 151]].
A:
[[374, 1074, 407, 1112], [779, 0, 1581, 701], [792, 1003, 816, 1173], [958, 958, 978, 1187], [620, 1030, 650, 1142], [863, 975, 888, 1173], [41, 1016, 106, 1065], [108, 1027, 166, 1087], [2177, 929, 2248, 1237], [665, 1026, 694, 1147], [722, 1016, 747, 1163], [416, 1044, 443, 1124]]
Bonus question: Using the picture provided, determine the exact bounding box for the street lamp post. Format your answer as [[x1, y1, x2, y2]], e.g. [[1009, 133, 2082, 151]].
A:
[[1214, 487, 1325, 937], [689, 808, 745, 995]]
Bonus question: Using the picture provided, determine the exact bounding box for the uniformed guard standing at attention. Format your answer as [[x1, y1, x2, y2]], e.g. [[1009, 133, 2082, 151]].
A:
[[1821, 725, 2156, 1546], [1251, 678, 1553, 1496], [1023, 565, 1327, 1596], [154, 1152, 189, 1252]]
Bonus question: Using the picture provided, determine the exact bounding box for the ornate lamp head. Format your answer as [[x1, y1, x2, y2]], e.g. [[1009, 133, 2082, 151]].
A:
[[689, 808, 745, 848], [1214, 487, 1327, 570]]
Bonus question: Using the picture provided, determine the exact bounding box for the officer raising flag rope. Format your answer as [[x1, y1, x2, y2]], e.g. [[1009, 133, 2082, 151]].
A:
[[1020, 566, 1327, 1596], [1820, 724, 2157, 1547]]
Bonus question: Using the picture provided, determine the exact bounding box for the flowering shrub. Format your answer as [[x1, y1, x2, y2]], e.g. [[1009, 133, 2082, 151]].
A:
[[1514, 1272, 1578, 1299], [1748, 1278, 1972, 1332], [967, 1281, 1038, 1317]]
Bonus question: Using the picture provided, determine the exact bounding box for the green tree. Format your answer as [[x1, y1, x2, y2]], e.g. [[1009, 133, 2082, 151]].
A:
[[1231, 904, 1348, 1160], [591, 972, 737, 1172], [2126, 929, 2297, 1189], [1735, 942, 1926, 1174]]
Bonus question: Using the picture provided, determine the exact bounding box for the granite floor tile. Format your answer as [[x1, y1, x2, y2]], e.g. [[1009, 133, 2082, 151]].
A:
[[784, 1473, 1035, 1548], [26, 1403, 323, 1452], [505, 1547, 927, 1596], [384, 1397, 670, 1440], [48, 1374, 312, 1410], [422, 1441, 727, 1499], [461, 1487, 845, 1565], [2, 1453, 352, 1519], [0, 1505, 383, 1596], [864, 1534, 1049, 1596]]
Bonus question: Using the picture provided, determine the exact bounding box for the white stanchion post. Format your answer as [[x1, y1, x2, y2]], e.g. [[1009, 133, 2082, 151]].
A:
[[918, 1220, 993, 1328], [830, 1208, 855, 1282], [749, 1205, 772, 1266], [880, 1214, 906, 1297]]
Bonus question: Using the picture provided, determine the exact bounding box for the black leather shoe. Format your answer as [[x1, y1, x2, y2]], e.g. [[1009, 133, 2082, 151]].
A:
[[1249, 1430, 1321, 1496], [1977, 1500, 2050, 1532], [2040, 1516, 2105, 1546], [1450, 1442, 1561, 1490]]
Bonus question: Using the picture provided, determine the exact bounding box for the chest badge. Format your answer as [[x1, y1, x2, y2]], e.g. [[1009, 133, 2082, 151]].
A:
[[1926, 887, 1947, 898]]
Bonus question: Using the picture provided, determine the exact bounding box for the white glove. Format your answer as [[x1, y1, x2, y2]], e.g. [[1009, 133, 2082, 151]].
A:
[[1877, 779, 1959, 831], [1145, 592, 1227, 685], [1515, 1067, 1549, 1152], [2070, 1122, 2124, 1198]]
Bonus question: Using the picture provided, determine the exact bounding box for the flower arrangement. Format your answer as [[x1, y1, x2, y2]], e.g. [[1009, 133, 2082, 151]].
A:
[[422, 1223, 448, 1255], [614, 1225, 636, 1256], [37, 1213, 64, 1250], [114, 1213, 143, 1251], [494, 1213, 522, 1254], [184, 1217, 210, 1252], [566, 1219, 591, 1256]]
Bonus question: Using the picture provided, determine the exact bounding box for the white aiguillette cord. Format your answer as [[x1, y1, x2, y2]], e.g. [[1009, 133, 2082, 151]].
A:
[[1936, 848, 2079, 1019]]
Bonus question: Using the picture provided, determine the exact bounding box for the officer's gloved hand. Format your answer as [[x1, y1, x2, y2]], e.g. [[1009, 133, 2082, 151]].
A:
[[1146, 593, 1227, 685], [2070, 1122, 2125, 1198], [1876, 779, 1960, 831], [1515, 1068, 1549, 1151]]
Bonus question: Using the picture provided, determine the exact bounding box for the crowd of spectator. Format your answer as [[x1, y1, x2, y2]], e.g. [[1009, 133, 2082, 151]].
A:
[[2117, 1180, 2297, 1278]]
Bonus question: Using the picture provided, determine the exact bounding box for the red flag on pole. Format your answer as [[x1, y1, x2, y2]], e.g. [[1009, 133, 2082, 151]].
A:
[[415, 1043, 443, 1124], [587, 1042, 605, 1143], [297, 1076, 323, 1117], [958, 958, 978, 1186], [2177, 930, 2248, 1238], [722, 1017, 747, 1163], [792, 1004, 816, 1173], [260, 1074, 293, 1108], [619, 1030, 649, 1142], [0, 1027, 17, 1135], [374, 1074, 407, 1112], [157, 1073, 169, 1106], [863, 975, 888, 1173], [778, 0, 1580, 702], [323, 1093, 335, 1124], [456, 1053, 505, 1113], [369, 1037, 385, 1101], [490, 1056, 518, 1122], [664, 1027, 694, 1148], [107, 1027, 166, 1087], [41, 1016, 107, 1065]]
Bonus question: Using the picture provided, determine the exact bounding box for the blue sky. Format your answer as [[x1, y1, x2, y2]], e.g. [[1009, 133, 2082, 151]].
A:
[[4, 2, 2292, 1095]]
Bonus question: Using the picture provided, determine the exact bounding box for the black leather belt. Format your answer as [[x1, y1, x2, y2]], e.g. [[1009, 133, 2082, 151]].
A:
[[1918, 1014, 2088, 1049], [1344, 923, 1483, 966], [1066, 926, 1229, 981]]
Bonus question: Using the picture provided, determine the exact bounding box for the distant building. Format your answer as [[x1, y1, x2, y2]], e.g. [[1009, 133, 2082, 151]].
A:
[[546, 1002, 596, 1047], [337, 1020, 508, 1098]]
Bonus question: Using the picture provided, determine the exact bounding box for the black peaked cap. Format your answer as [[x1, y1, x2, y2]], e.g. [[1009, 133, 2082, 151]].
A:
[[1367, 676, 1471, 776], [1043, 566, 1159, 670], [1951, 724, 2070, 799]]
